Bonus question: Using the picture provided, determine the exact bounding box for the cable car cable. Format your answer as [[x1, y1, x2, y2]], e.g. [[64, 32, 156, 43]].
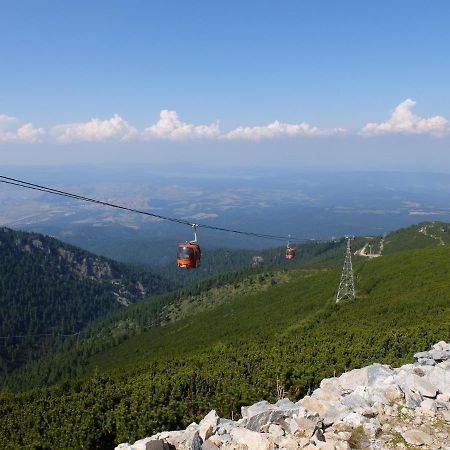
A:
[[0, 175, 314, 242], [0, 331, 82, 339]]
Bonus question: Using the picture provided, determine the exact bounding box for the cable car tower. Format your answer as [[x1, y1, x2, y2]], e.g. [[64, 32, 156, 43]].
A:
[[336, 236, 355, 303]]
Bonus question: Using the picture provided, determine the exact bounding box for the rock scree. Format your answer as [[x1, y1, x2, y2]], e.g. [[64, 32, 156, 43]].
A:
[[116, 342, 450, 449]]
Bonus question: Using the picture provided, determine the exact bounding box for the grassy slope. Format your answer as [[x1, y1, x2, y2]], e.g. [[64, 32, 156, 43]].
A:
[[88, 244, 450, 376], [383, 221, 450, 254]]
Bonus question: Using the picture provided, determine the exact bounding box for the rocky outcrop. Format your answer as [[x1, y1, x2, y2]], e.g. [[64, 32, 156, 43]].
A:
[[116, 342, 450, 449], [5, 228, 155, 305]]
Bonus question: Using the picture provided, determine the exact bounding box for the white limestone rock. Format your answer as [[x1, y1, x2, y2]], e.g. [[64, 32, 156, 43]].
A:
[[230, 427, 270, 450], [115, 341, 450, 450], [338, 364, 394, 392], [268, 423, 284, 437], [406, 373, 438, 398], [300, 396, 350, 426], [241, 400, 271, 419], [401, 429, 434, 446], [199, 410, 219, 441]]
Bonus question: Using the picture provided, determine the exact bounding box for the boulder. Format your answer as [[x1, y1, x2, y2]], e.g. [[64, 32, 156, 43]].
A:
[[338, 364, 393, 392], [201, 441, 219, 450], [342, 412, 365, 427], [362, 422, 381, 439], [219, 433, 232, 444], [401, 429, 433, 446], [314, 443, 336, 450], [243, 407, 302, 432], [407, 373, 437, 398], [340, 392, 369, 410], [155, 429, 198, 449], [319, 378, 344, 396], [404, 388, 423, 407], [314, 388, 342, 402], [383, 385, 404, 403], [335, 442, 350, 450], [330, 422, 354, 433], [199, 410, 219, 441], [276, 418, 291, 434], [241, 400, 271, 419], [433, 341, 449, 351], [131, 439, 174, 450], [414, 351, 431, 360], [427, 366, 450, 395], [300, 396, 349, 426], [274, 436, 301, 449], [216, 418, 235, 435], [230, 427, 270, 450], [276, 397, 297, 410], [150, 441, 174, 450], [418, 357, 436, 366], [268, 423, 284, 437], [430, 350, 450, 361], [206, 435, 222, 447], [293, 416, 319, 438], [191, 432, 202, 450], [420, 398, 436, 411], [437, 393, 450, 402]]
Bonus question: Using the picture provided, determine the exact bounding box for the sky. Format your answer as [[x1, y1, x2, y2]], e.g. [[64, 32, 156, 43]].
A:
[[1, 1, 450, 170]]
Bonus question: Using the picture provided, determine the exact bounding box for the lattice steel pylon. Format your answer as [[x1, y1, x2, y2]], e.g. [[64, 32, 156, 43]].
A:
[[336, 236, 356, 303]]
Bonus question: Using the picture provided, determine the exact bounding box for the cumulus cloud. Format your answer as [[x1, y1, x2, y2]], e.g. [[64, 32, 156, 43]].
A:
[[142, 110, 220, 140], [16, 123, 45, 143], [10, 102, 450, 145], [361, 99, 450, 137], [0, 114, 17, 124], [0, 115, 44, 143], [50, 114, 138, 143], [224, 120, 346, 140]]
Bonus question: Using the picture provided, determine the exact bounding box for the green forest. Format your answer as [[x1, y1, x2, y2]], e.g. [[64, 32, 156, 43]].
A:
[[0, 227, 172, 377], [0, 222, 450, 448]]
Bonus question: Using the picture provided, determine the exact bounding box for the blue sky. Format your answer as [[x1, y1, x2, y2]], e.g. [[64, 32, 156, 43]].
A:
[[1, 1, 450, 169]]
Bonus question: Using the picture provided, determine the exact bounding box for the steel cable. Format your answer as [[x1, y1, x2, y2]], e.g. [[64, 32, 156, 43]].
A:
[[0, 175, 315, 242]]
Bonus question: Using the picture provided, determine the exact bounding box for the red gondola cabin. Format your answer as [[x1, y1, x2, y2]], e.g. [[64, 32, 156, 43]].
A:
[[285, 245, 296, 260], [177, 242, 201, 268], [177, 224, 201, 269]]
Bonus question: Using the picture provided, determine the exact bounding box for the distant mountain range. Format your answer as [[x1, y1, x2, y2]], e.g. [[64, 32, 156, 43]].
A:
[[3, 168, 450, 267]]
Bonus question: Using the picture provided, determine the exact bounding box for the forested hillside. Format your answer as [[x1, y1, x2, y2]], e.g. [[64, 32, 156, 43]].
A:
[[154, 237, 350, 287], [0, 227, 170, 377], [1, 223, 449, 449], [3, 236, 355, 390], [382, 221, 450, 254]]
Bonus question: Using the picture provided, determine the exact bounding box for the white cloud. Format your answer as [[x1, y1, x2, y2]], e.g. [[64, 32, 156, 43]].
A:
[[9, 102, 450, 145], [142, 110, 220, 140], [0, 115, 44, 143], [16, 123, 45, 143], [50, 114, 138, 143], [361, 99, 450, 137], [224, 120, 346, 140], [0, 114, 17, 124]]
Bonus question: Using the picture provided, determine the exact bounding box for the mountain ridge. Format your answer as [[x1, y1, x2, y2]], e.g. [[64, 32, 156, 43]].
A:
[[0, 226, 170, 377]]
